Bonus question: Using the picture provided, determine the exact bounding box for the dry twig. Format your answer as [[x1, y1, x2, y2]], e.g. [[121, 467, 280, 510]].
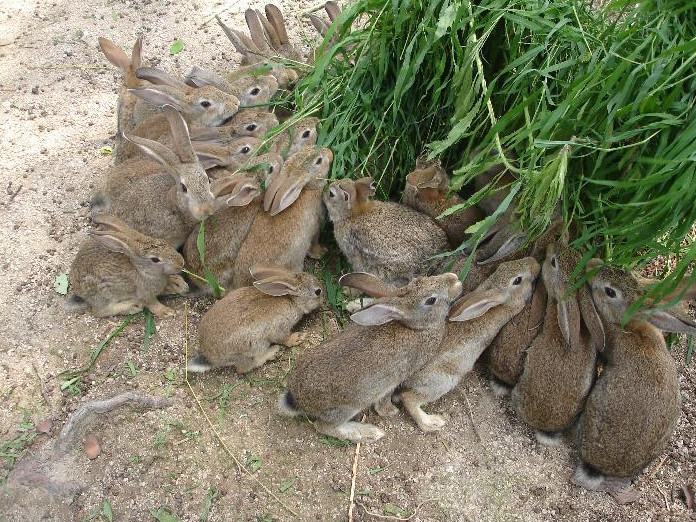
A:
[[348, 415, 365, 522], [460, 388, 481, 442], [657, 486, 670, 510]]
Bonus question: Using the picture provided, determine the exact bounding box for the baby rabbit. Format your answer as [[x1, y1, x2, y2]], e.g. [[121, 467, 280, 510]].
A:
[[183, 153, 284, 291], [401, 162, 484, 247], [188, 109, 279, 143], [575, 261, 696, 503], [184, 66, 279, 106], [231, 146, 333, 288], [188, 266, 323, 373], [68, 214, 184, 317], [395, 257, 540, 431], [325, 177, 451, 285], [279, 272, 463, 442], [511, 243, 605, 444], [96, 105, 215, 249]]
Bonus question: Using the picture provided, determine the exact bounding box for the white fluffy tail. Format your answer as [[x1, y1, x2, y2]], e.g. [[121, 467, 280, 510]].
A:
[[572, 463, 605, 491], [278, 390, 301, 417], [187, 354, 213, 373], [534, 430, 562, 446]]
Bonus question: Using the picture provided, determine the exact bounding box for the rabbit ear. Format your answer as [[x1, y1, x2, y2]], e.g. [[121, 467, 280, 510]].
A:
[[216, 15, 260, 57], [308, 13, 330, 36], [265, 4, 290, 45], [193, 142, 232, 168], [255, 9, 282, 50], [556, 290, 582, 350], [98, 37, 131, 71], [449, 288, 506, 322], [88, 231, 133, 256], [339, 272, 398, 298], [325, 1, 342, 21], [250, 265, 294, 280], [527, 279, 548, 330], [254, 278, 298, 296], [578, 284, 605, 352], [226, 182, 261, 207], [131, 35, 143, 71], [477, 231, 527, 265], [123, 133, 180, 168], [135, 67, 190, 91], [91, 213, 131, 234], [350, 303, 405, 326], [354, 177, 376, 200], [245, 9, 273, 53], [660, 275, 696, 303], [185, 66, 229, 92], [162, 105, 197, 164], [128, 86, 184, 112], [643, 308, 696, 335]]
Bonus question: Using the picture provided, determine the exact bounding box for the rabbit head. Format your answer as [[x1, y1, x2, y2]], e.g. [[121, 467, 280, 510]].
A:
[[405, 165, 449, 195], [89, 214, 184, 274], [251, 265, 324, 314], [586, 259, 696, 335], [131, 67, 240, 126], [450, 257, 540, 322], [184, 65, 229, 92], [272, 117, 321, 158], [263, 145, 333, 216], [124, 105, 215, 221], [190, 110, 280, 142], [210, 152, 284, 206], [342, 272, 463, 330], [323, 176, 376, 221], [193, 137, 262, 172], [228, 74, 279, 106]]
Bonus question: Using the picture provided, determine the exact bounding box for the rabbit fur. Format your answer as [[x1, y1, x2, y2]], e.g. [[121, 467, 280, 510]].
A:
[[279, 272, 463, 442]]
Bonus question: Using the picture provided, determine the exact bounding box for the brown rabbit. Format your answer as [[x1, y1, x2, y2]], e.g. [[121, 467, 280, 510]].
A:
[[511, 243, 605, 444], [574, 260, 696, 503], [374, 258, 540, 432], [574, 262, 696, 501], [68, 214, 184, 317], [231, 146, 333, 288], [279, 272, 463, 442], [184, 65, 279, 106], [96, 105, 215, 248], [325, 177, 451, 285], [189, 266, 323, 373], [192, 137, 263, 180], [188, 109, 279, 142], [401, 162, 485, 247], [267, 117, 320, 158], [308, 1, 355, 65], [183, 153, 284, 292]]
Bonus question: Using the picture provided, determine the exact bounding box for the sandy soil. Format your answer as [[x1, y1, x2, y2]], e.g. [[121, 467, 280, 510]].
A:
[[0, 1, 695, 521]]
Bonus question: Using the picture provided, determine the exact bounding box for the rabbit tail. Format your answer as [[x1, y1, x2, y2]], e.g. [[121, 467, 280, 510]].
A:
[[572, 462, 605, 490], [65, 295, 88, 313], [278, 390, 301, 417], [187, 353, 213, 373]]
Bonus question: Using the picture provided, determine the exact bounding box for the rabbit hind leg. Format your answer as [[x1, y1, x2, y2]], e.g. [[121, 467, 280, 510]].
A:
[[235, 345, 281, 373], [315, 420, 385, 443], [400, 368, 460, 432], [94, 298, 143, 317]]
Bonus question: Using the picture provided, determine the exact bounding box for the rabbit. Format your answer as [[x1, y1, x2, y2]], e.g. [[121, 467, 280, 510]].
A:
[[95, 105, 216, 249], [572, 260, 696, 503], [188, 265, 323, 373], [401, 162, 485, 247], [230, 145, 333, 288], [184, 65, 279, 106], [183, 153, 284, 292], [98, 35, 149, 135], [188, 109, 279, 142], [511, 242, 605, 445], [192, 137, 264, 180], [68, 214, 184, 317], [384, 257, 540, 431], [267, 117, 320, 158], [279, 272, 463, 442], [324, 177, 451, 285], [308, 1, 355, 65]]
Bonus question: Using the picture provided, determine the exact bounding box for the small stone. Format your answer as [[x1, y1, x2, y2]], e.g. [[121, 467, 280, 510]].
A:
[[84, 433, 101, 459], [35, 419, 53, 434]]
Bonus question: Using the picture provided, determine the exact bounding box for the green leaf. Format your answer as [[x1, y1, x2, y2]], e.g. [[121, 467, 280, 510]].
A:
[[318, 435, 352, 447], [149, 506, 184, 522], [435, 3, 459, 39], [196, 220, 223, 298], [199, 488, 219, 522], [54, 273, 69, 295], [100, 146, 113, 155], [102, 500, 114, 522], [143, 308, 156, 353], [169, 40, 184, 55], [278, 476, 296, 492], [245, 454, 262, 473], [126, 360, 138, 378]]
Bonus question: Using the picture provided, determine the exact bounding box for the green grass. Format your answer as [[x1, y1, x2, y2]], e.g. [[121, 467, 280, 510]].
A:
[[288, 0, 696, 313]]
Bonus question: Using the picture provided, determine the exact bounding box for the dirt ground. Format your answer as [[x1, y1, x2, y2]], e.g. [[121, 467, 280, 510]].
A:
[[1, 1, 695, 521]]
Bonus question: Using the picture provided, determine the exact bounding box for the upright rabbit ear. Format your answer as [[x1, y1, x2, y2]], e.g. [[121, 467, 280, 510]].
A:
[[449, 288, 506, 322], [578, 284, 605, 352], [527, 279, 548, 330], [216, 15, 259, 58], [265, 4, 290, 45], [131, 35, 143, 71], [308, 14, 330, 36], [91, 214, 131, 234], [128, 86, 184, 112], [350, 303, 405, 326], [556, 290, 582, 350], [123, 133, 180, 169], [88, 231, 133, 256], [135, 67, 190, 91], [253, 277, 298, 296], [250, 265, 294, 280], [325, 1, 342, 21], [185, 66, 229, 92], [477, 230, 527, 265], [245, 9, 273, 53], [98, 37, 131, 71], [354, 177, 376, 200], [255, 9, 282, 50], [338, 272, 397, 298], [643, 307, 696, 335], [162, 105, 197, 164]]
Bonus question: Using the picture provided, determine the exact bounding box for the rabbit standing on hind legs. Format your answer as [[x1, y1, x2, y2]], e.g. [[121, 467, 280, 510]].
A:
[[279, 272, 463, 442]]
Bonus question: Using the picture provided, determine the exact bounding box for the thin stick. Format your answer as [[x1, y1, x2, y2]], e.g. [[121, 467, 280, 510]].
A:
[[657, 486, 669, 510], [356, 499, 435, 520], [183, 302, 299, 518], [646, 455, 669, 480], [347, 415, 365, 522], [199, 0, 242, 28], [460, 388, 481, 443], [28, 65, 111, 71]]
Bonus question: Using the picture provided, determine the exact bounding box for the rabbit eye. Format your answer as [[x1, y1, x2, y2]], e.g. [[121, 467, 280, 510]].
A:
[[245, 124, 258, 132], [200, 100, 212, 108], [181, 183, 188, 193], [425, 296, 437, 306], [512, 276, 523, 286], [149, 256, 161, 263], [605, 286, 617, 298], [241, 146, 251, 154], [329, 189, 336, 198], [550, 257, 557, 268], [302, 130, 311, 139], [250, 87, 261, 95], [315, 157, 323, 165], [314, 288, 322, 296]]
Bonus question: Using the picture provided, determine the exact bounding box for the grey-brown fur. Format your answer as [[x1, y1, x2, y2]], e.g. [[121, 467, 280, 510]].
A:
[[68, 214, 184, 318], [280, 272, 463, 442]]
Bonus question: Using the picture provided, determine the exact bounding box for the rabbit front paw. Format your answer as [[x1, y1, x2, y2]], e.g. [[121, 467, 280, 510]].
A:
[[147, 300, 175, 317], [317, 421, 385, 443], [281, 332, 309, 347], [416, 412, 447, 432], [163, 274, 190, 295], [374, 395, 399, 417]]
